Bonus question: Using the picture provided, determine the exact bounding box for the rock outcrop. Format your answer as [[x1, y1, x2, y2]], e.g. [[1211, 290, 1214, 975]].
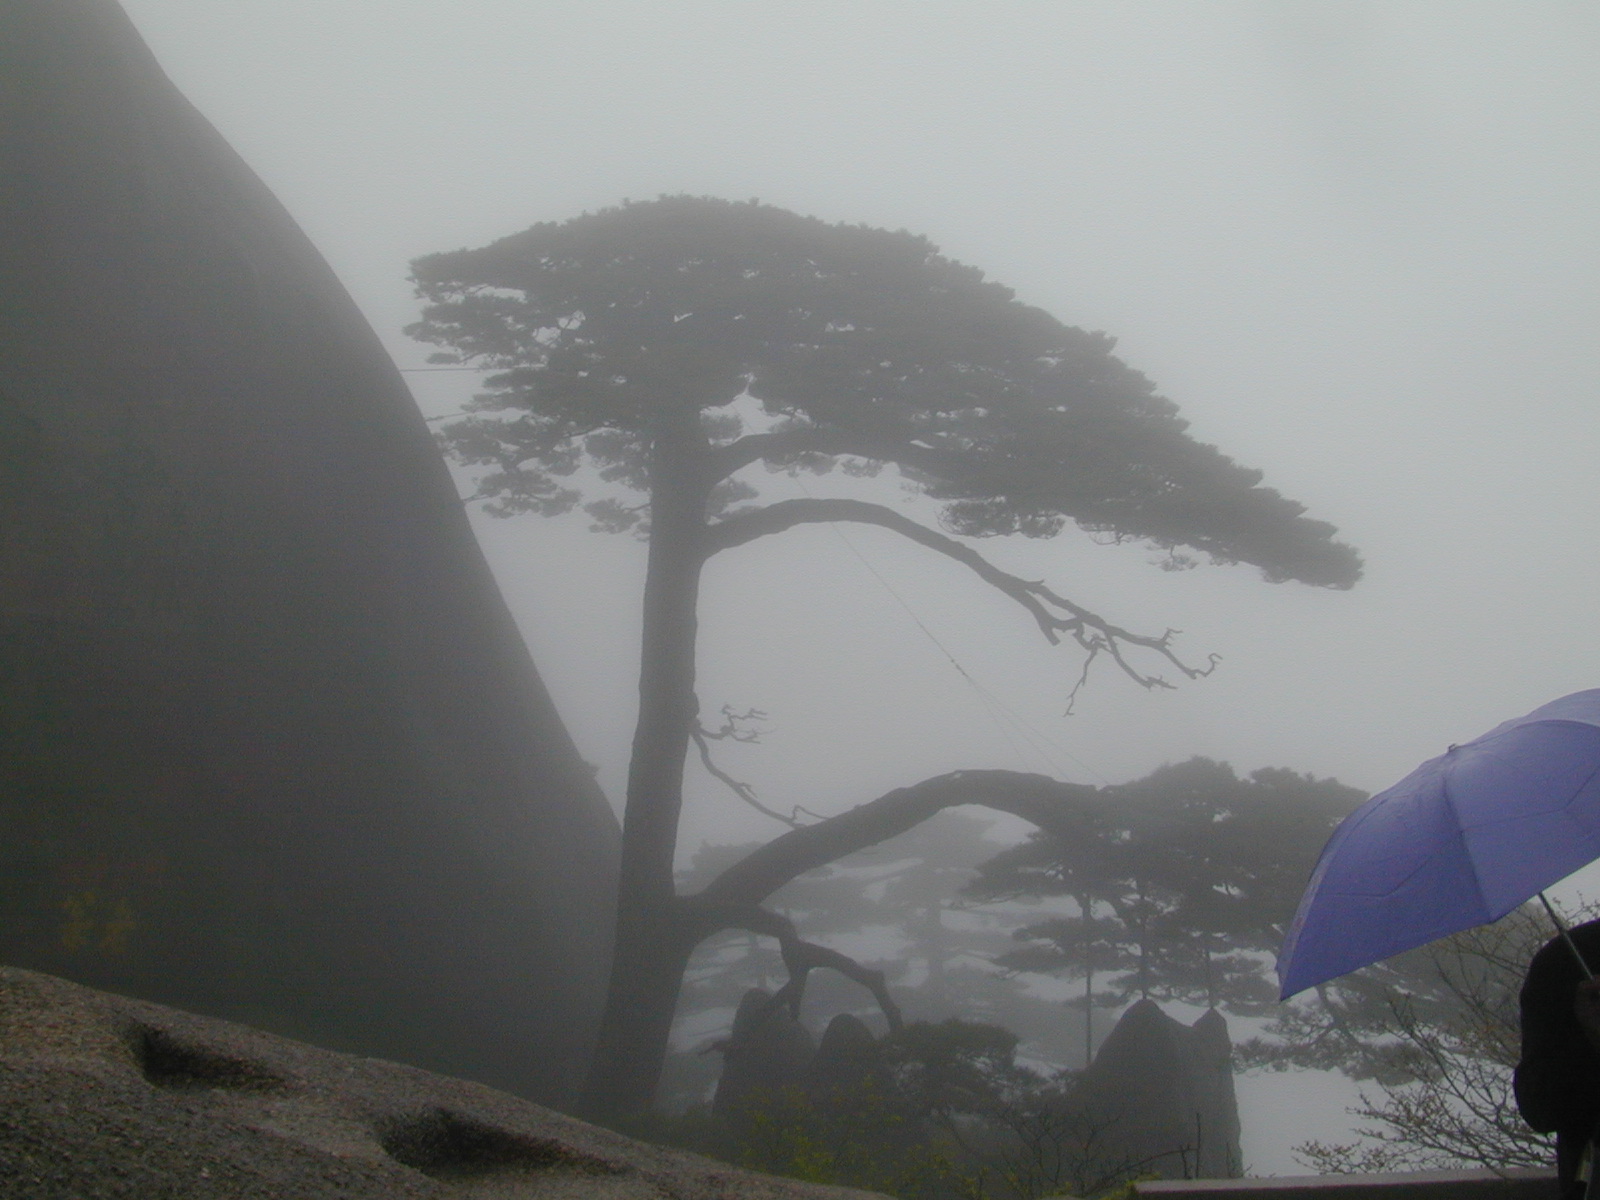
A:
[[804, 1014, 888, 1099], [1070, 999, 1243, 1180], [0, 0, 618, 1105], [711, 990, 817, 1120], [0, 967, 883, 1200]]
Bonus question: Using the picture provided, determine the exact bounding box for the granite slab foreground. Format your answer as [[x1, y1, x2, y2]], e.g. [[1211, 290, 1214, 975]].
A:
[[0, 967, 881, 1199]]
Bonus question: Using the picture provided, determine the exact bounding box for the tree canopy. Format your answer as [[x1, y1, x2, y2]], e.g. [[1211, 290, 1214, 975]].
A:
[[411, 195, 1360, 591], [970, 758, 1366, 1017]]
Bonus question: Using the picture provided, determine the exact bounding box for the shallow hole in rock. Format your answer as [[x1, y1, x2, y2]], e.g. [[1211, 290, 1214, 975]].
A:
[[133, 1026, 288, 1092], [379, 1109, 598, 1180]]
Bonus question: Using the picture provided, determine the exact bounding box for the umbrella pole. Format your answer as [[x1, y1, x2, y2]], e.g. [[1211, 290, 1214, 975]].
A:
[[1538, 891, 1595, 980]]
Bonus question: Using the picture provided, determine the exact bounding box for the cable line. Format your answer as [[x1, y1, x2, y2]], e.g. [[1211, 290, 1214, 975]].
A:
[[789, 478, 1110, 785]]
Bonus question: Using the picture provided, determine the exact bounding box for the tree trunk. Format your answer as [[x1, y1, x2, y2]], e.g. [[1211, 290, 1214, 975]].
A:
[[580, 415, 709, 1121], [579, 912, 695, 1119], [576, 409, 1109, 1120], [1080, 891, 1094, 1068]]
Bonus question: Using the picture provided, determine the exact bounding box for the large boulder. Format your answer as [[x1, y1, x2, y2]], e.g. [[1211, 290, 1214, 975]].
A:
[[0, 966, 883, 1200], [711, 990, 816, 1120], [0, 0, 618, 1105], [804, 1014, 887, 1100], [1069, 999, 1243, 1180]]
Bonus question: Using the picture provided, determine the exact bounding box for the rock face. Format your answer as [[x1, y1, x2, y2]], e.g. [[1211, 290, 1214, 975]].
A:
[[711, 990, 817, 1120], [1070, 999, 1243, 1180], [804, 1014, 887, 1099], [0, 0, 618, 1104], [0, 967, 884, 1200]]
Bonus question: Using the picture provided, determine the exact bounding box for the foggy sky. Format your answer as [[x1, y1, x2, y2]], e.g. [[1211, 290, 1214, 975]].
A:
[[116, 0, 1600, 1173]]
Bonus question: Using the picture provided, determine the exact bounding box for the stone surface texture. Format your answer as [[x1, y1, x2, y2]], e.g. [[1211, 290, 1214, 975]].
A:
[[0, 967, 885, 1200], [0, 0, 618, 1106]]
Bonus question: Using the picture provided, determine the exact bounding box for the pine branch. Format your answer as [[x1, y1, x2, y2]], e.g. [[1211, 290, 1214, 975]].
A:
[[707, 903, 904, 1033], [703, 497, 1217, 699], [687, 769, 1096, 916], [690, 726, 809, 829]]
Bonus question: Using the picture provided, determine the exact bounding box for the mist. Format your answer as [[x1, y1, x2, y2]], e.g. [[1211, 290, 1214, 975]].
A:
[[113, 0, 1600, 1175]]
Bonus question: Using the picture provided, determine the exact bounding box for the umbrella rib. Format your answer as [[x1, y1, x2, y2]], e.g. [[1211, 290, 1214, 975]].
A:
[[1439, 764, 1495, 921]]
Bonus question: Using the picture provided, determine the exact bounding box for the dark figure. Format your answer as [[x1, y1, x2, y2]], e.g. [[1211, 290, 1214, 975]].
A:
[[1516, 919, 1600, 1199]]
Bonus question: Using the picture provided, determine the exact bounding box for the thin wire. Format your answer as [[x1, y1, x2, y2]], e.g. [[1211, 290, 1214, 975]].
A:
[[844, 540, 1059, 774], [838, 531, 1100, 784], [790, 477, 1110, 785], [399, 365, 496, 373]]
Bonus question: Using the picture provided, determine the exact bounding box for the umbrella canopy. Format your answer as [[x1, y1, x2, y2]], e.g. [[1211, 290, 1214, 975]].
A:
[[1277, 689, 1600, 999]]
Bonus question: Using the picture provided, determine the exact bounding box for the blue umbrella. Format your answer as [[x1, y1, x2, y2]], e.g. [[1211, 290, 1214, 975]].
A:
[[1277, 688, 1600, 1000]]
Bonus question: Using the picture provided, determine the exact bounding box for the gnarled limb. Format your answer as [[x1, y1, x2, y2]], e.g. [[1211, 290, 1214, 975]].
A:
[[691, 726, 807, 829], [697, 705, 768, 743], [672, 771, 1101, 1062], [707, 903, 904, 1033], [676, 770, 1100, 1053], [703, 497, 1216, 695], [688, 769, 1097, 915], [692, 705, 826, 828]]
